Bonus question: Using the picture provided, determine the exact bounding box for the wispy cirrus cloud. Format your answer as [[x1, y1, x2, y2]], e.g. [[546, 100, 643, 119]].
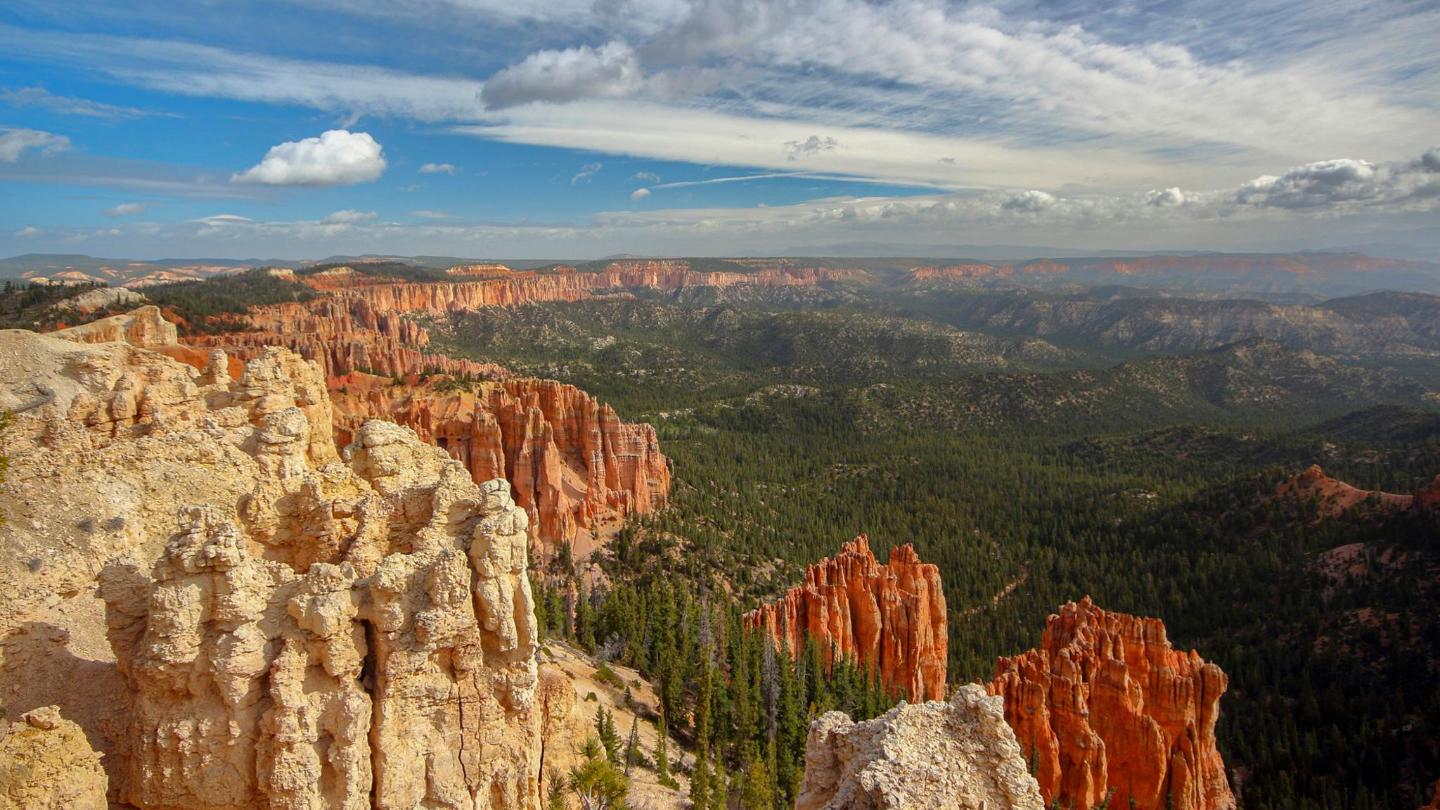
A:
[[0, 128, 70, 162], [1, 85, 171, 119]]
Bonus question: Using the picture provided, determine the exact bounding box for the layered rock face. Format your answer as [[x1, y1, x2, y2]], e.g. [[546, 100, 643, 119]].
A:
[[989, 598, 1235, 810], [192, 297, 507, 381], [796, 683, 1043, 810], [338, 260, 861, 316], [331, 373, 670, 560], [0, 706, 108, 810], [0, 320, 545, 809], [745, 535, 947, 702]]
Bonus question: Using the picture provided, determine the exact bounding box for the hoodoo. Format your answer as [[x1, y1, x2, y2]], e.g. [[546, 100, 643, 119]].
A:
[[745, 535, 947, 702], [989, 597, 1236, 810]]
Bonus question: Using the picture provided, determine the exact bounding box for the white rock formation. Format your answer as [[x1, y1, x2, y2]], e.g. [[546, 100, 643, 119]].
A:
[[796, 684, 1044, 810], [0, 312, 546, 808]]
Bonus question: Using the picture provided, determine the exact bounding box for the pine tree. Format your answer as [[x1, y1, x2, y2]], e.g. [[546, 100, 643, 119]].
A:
[[623, 715, 640, 777], [740, 759, 774, 810], [569, 736, 628, 810], [656, 699, 678, 789], [594, 705, 620, 763]]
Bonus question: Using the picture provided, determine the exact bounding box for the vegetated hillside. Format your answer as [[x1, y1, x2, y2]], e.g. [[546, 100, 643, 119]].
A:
[[435, 288, 1440, 809], [895, 287, 1440, 361]]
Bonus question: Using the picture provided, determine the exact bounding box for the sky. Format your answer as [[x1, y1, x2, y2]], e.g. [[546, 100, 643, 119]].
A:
[[0, 0, 1438, 260]]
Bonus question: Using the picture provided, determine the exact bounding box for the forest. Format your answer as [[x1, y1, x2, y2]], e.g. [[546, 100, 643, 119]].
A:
[[436, 284, 1440, 810]]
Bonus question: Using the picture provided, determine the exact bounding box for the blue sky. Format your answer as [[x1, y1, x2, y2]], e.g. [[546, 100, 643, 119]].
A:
[[1, 0, 1437, 259]]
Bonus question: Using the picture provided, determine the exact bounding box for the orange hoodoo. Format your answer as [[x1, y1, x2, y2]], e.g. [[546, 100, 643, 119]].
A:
[[990, 597, 1236, 810], [744, 535, 947, 702]]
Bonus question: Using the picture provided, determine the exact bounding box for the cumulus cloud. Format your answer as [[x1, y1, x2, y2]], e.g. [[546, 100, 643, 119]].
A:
[[481, 41, 642, 109], [630, 187, 651, 200], [1233, 150, 1440, 210], [1001, 190, 1056, 212], [0, 128, 70, 162], [321, 209, 377, 224], [232, 129, 386, 186], [105, 202, 146, 217], [1234, 159, 1379, 209], [1146, 187, 1186, 207], [571, 161, 603, 184], [15, 226, 40, 237], [419, 162, 456, 175], [784, 135, 839, 160]]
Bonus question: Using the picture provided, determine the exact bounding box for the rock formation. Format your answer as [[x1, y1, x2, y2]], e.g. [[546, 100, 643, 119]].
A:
[[325, 260, 861, 316], [53, 286, 146, 314], [0, 706, 108, 810], [0, 318, 548, 808], [989, 597, 1235, 810], [331, 373, 670, 560], [190, 297, 507, 381], [177, 292, 669, 555], [1275, 464, 1440, 518], [796, 683, 1043, 810], [48, 304, 178, 347], [745, 535, 947, 702]]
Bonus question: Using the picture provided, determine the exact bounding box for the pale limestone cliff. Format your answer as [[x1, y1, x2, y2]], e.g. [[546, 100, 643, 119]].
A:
[[0, 317, 549, 808], [0, 706, 108, 810], [796, 683, 1043, 810]]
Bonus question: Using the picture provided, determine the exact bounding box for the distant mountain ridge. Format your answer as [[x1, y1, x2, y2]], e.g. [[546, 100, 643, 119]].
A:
[[6, 250, 1439, 296]]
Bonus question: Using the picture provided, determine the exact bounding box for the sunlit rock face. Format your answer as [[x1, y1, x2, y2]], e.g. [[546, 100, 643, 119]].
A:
[[745, 535, 947, 702], [990, 597, 1236, 810]]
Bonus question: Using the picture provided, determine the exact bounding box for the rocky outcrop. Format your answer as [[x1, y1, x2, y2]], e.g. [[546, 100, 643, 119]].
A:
[[1275, 465, 1416, 517], [796, 683, 1043, 810], [53, 286, 146, 314], [48, 304, 177, 348], [330, 373, 670, 559], [745, 535, 946, 702], [989, 597, 1234, 810], [1, 318, 548, 808], [0, 706, 108, 810]]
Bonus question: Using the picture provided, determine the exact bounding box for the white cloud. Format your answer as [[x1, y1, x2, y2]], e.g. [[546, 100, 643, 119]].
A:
[[419, 162, 457, 175], [1146, 187, 1187, 208], [631, 171, 660, 183], [232, 130, 386, 186], [481, 40, 642, 109], [15, 226, 39, 237], [630, 187, 651, 200], [571, 161, 603, 184], [321, 209, 377, 224], [1230, 155, 1440, 210], [784, 135, 840, 161], [1001, 190, 1057, 213], [410, 209, 456, 219], [0, 128, 70, 162], [1, 86, 163, 119], [105, 202, 146, 217]]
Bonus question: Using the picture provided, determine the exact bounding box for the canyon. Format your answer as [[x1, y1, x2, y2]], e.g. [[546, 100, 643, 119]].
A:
[[744, 535, 948, 703], [328, 372, 670, 560], [989, 597, 1235, 810]]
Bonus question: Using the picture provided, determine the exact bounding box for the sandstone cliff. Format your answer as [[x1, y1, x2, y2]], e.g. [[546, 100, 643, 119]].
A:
[[336, 260, 862, 316], [989, 597, 1235, 810], [330, 373, 670, 561], [796, 683, 1043, 810], [0, 320, 547, 808], [0, 706, 107, 810], [191, 297, 508, 381], [745, 535, 947, 702]]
